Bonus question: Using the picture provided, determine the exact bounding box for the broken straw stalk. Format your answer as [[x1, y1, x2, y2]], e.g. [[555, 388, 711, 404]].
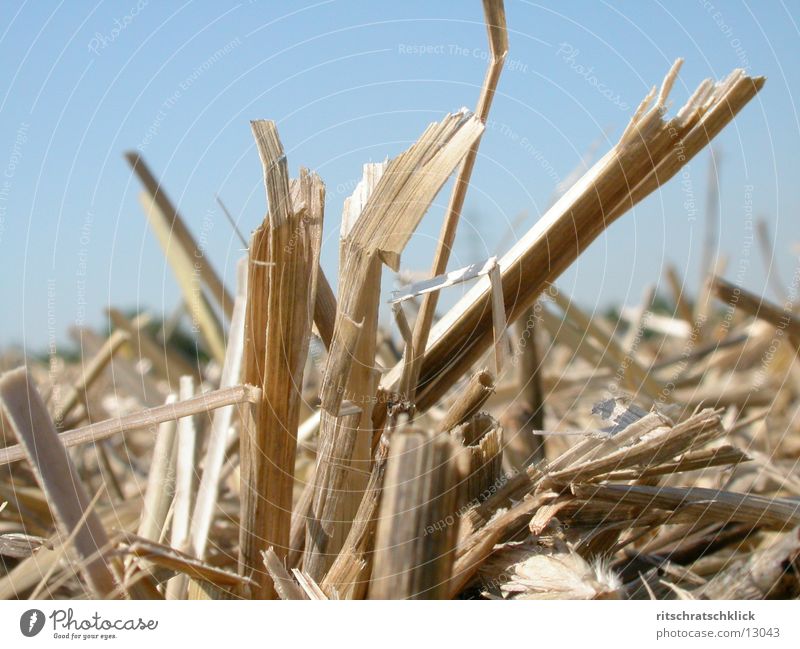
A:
[[383, 60, 765, 411]]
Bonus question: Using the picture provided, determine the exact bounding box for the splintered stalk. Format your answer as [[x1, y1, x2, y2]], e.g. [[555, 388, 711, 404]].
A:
[[383, 62, 765, 410], [368, 429, 462, 599], [303, 109, 484, 579], [401, 0, 509, 401], [238, 121, 323, 598]]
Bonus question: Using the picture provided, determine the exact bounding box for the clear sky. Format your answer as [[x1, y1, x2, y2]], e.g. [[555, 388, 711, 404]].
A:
[[1, 0, 798, 351]]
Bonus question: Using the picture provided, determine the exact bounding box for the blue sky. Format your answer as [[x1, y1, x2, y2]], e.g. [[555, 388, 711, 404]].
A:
[[0, 0, 798, 350]]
